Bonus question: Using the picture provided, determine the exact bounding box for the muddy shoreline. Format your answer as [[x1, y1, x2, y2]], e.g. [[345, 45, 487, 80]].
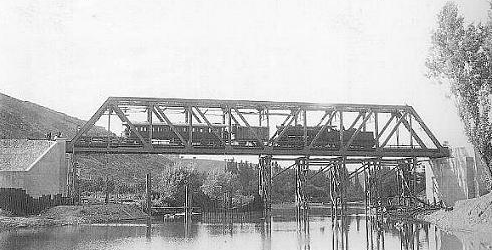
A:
[[0, 204, 148, 230]]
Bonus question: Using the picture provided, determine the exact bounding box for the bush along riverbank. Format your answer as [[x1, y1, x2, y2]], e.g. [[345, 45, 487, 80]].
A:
[[0, 204, 147, 230], [416, 192, 492, 233]]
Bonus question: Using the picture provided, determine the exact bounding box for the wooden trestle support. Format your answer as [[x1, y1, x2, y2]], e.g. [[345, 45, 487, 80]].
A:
[[295, 158, 309, 221], [266, 156, 425, 221], [259, 156, 272, 215]]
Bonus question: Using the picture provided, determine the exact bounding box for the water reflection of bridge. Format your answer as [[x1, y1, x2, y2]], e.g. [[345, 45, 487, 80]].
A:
[[68, 97, 450, 212], [194, 209, 449, 250]]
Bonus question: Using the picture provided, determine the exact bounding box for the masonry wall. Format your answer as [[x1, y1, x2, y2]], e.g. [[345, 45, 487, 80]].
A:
[[0, 171, 25, 189], [428, 157, 467, 206], [427, 147, 482, 206], [0, 140, 68, 197]]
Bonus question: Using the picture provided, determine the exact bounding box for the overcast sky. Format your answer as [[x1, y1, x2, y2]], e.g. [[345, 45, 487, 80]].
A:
[[1, 0, 490, 152]]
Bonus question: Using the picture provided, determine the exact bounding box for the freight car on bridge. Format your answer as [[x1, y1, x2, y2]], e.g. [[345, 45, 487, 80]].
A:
[[275, 125, 375, 150]]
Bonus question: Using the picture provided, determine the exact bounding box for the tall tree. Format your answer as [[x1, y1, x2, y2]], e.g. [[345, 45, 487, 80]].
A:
[[426, 2, 492, 180]]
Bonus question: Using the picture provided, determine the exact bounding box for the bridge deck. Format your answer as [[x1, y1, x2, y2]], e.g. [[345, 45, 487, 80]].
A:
[[68, 97, 450, 158], [67, 142, 448, 158]]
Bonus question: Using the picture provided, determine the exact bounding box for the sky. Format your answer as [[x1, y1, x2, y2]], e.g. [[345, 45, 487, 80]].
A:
[[0, 0, 491, 154]]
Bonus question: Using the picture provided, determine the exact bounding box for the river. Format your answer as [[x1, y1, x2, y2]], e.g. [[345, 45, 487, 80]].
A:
[[0, 207, 490, 250]]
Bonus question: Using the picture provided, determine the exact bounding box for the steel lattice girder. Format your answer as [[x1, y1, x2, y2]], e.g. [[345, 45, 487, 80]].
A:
[[67, 97, 450, 158]]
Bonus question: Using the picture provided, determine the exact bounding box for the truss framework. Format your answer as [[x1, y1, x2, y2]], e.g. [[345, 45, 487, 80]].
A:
[[263, 156, 431, 213], [68, 97, 449, 158]]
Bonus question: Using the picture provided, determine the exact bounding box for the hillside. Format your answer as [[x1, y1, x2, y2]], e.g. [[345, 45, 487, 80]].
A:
[[0, 92, 225, 181], [0, 92, 108, 139], [76, 154, 226, 183]]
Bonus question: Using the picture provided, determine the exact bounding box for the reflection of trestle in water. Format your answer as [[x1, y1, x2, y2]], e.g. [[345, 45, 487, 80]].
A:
[[201, 211, 264, 224], [297, 208, 310, 250]]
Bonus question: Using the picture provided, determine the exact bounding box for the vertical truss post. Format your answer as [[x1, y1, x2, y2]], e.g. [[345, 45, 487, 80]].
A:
[[266, 108, 270, 133], [330, 159, 343, 219], [396, 162, 401, 207], [147, 105, 153, 143], [412, 157, 417, 206], [368, 160, 374, 215], [188, 106, 193, 148], [227, 107, 232, 147], [303, 109, 307, 148], [374, 112, 379, 148], [259, 109, 262, 127], [259, 156, 272, 214], [363, 161, 368, 214], [409, 113, 413, 148], [340, 157, 346, 214], [339, 111, 344, 149], [376, 159, 382, 218], [107, 108, 112, 147], [295, 157, 309, 217]]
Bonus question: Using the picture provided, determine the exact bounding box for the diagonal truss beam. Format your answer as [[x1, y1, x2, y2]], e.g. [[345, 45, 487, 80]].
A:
[[193, 106, 227, 146], [396, 112, 427, 149], [191, 109, 202, 123], [409, 107, 442, 148], [307, 110, 336, 149], [316, 111, 330, 127], [343, 111, 373, 151], [380, 111, 408, 148], [308, 163, 335, 180], [153, 105, 187, 146], [272, 163, 296, 180], [270, 108, 301, 146], [233, 107, 264, 147], [111, 104, 151, 148], [347, 162, 370, 179], [267, 110, 294, 143], [347, 112, 364, 132], [71, 100, 110, 143], [375, 113, 396, 143]]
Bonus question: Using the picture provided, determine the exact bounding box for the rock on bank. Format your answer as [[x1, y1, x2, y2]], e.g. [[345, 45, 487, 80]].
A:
[[419, 192, 492, 232]]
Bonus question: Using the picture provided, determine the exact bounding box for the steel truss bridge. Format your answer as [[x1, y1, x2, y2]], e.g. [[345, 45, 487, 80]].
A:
[[68, 97, 450, 213]]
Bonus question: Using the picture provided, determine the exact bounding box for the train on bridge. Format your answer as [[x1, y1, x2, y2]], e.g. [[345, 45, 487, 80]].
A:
[[75, 123, 375, 150], [118, 122, 375, 150], [68, 97, 450, 157]]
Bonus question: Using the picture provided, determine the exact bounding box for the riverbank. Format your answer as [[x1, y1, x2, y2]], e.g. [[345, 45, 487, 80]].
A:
[[417, 192, 492, 233], [0, 204, 148, 230]]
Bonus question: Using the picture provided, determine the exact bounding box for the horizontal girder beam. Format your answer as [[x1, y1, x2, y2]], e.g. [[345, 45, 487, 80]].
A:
[[106, 96, 412, 112], [66, 142, 449, 158]]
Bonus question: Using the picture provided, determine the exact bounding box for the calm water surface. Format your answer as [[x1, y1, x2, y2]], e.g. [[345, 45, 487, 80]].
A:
[[0, 208, 490, 250]]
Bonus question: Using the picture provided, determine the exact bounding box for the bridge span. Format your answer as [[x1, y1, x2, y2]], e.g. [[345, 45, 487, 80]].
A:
[[67, 97, 450, 214], [67, 97, 449, 158]]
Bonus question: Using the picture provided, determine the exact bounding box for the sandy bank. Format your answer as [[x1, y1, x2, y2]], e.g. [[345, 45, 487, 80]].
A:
[[418, 192, 492, 233], [0, 204, 147, 230]]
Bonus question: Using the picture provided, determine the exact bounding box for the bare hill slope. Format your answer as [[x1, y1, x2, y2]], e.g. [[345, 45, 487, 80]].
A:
[[0, 92, 107, 139]]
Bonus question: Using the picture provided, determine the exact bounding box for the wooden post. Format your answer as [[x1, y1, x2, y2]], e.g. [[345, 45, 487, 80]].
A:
[[185, 184, 189, 223], [146, 173, 152, 216], [105, 176, 109, 204]]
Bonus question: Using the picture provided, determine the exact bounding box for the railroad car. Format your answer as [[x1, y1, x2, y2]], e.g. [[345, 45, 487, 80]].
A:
[[123, 122, 270, 147], [275, 125, 375, 150], [124, 122, 227, 147], [232, 125, 269, 146]]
